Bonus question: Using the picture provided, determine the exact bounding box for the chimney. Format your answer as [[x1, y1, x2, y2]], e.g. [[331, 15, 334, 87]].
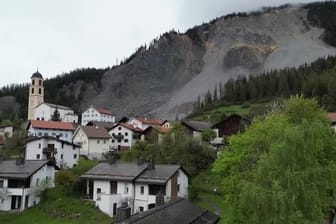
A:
[[137, 157, 145, 166], [116, 202, 131, 222], [16, 158, 25, 166], [147, 158, 155, 170], [155, 192, 165, 207]]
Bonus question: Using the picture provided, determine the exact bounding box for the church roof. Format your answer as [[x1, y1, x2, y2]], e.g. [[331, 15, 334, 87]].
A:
[[31, 70, 43, 79]]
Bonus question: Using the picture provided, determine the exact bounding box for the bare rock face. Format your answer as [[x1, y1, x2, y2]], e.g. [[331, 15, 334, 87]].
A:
[[84, 6, 336, 119], [224, 43, 278, 70]]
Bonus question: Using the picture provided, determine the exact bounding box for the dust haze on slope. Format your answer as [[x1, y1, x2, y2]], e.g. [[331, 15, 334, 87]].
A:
[[153, 6, 336, 119]]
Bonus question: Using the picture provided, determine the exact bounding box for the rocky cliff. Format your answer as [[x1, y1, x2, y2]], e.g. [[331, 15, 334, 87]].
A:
[[84, 5, 336, 119]]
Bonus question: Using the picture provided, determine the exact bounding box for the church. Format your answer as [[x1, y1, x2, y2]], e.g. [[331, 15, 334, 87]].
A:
[[27, 70, 78, 123]]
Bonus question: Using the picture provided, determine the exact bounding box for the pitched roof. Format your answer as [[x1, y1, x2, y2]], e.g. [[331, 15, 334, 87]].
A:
[[25, 136, 80, 147], [96, 108, 114, 116], [181, 120, 212, 132], [81, 162, 148, 181], [80, 126, 111, 139], [86, 121, 116, 130], [0, 160, 55, 179], [327, 113, 336, 122], [135, 117, 165, 126], [81, 162, 188, 184], [44, 103, 72, 111], [135, 164, 181, 184], [110, 123, 143, 133], [118, 198, 220, 224], [0, 135, 5, 145], [29, 120, 75, 131]]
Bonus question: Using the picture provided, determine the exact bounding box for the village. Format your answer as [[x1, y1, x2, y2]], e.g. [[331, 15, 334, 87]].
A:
[[0, 71, 253, 223]]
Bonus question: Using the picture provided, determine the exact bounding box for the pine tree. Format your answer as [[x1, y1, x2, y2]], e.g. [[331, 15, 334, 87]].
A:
[[51, 106, 61, 121]]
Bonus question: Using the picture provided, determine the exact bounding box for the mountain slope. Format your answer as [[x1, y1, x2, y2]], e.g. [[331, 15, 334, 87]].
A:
[[1, 2, 336, 120], [86, 4, 336, 119]]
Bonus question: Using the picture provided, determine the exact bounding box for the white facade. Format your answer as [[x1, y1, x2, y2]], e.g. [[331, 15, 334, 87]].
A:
[[34, 103, 78, 123], [108, 124, 141, 151], [27, 126, 73, 142], [127, 118, 148, 130], [25, 137, 79, 168], [0, 126, 14, 138], [84, 166, 189, 217], [72, 127, 110, 159], [63, 113, 79, 123], [81, 106, 115, 126], [0, 161, 55, 211]]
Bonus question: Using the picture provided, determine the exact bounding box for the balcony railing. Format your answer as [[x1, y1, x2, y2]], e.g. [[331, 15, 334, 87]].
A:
[[43, 147, 57, 154]]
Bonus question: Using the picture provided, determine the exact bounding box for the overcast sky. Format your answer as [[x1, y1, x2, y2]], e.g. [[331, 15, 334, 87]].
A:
[[0, 0, 319, 87]]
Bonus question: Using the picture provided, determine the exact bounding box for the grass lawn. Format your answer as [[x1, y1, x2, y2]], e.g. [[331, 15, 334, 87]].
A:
[[192, 103, 266, 123], [0, 157, 111, 224]]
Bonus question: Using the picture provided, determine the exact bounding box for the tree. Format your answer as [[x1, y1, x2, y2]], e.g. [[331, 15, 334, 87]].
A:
[[201, 129, 216, 143], [213, 96, 336, 224], [51, 106, 61, 121]]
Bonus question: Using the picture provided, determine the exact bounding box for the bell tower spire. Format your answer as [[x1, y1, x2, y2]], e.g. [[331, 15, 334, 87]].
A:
[[28, 70, 44, 121]]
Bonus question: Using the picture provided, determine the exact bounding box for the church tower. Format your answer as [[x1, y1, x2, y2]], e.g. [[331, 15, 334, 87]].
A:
[[28, 70, 44, 120]]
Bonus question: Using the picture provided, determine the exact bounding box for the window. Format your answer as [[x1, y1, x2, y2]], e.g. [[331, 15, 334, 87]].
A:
[[125, 132, 128, 136], [38, 143, 41, 148], [103, 140, 106, 144], [124, 139, 128, 143], [38, 88, 41, 94], [110, 181, 117, 194], [32, 80, 35, 85], [31, 88, 34, 94], [177, 184, 180, 192], [39, 80, 42, 86], [139, 207, 144, 212], [148, 184, 166, 195], [140, 186, 144, 195], [61, 154, 63, 159], [124, 184, 129, 194], [36, 154, 40, 159], [118, 127, 122, 130], [38, 132, 42, 136], [112, 139, 115, 143], [74, 154, 77, 159], [97, 188, 101, 200], [44, 133, 48, 136], [0, 180, 4, 188], [36, 178, 39, 186]]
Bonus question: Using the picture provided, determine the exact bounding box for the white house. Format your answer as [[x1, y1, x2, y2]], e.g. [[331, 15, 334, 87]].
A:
[[72, 126, 111, 159], [81, 106, 115, 126], [27, 120, 75, 142], [108, 123, 143, 151], [126, 117, 165, 130], [80, 161, 189, 217], [34, 103, 78, 123], [0, 125, 14, 138], [0, 159, 57, 211], [25, 136, 80, 169]]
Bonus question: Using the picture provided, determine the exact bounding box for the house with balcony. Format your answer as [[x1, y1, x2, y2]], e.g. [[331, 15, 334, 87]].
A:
[[72, 126, 111, 159], [80, 160, 189, 217], [108, 123, 143, 151], [26, 120, 75, 142], [81, 105, 115, 126], [25, 136, 80, 168], [0, 159, 57, 211]]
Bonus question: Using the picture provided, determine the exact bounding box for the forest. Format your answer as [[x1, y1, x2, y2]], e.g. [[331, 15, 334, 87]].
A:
[[193, 56, 336, 115]]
